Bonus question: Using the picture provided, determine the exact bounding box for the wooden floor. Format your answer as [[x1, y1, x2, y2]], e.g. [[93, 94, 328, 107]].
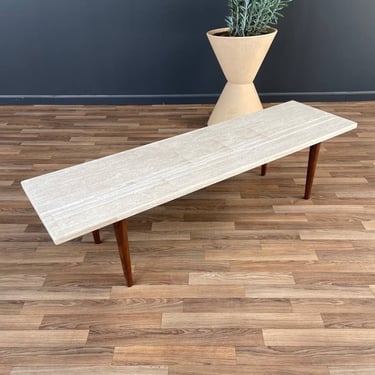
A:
[[0, 101, 374, 374]]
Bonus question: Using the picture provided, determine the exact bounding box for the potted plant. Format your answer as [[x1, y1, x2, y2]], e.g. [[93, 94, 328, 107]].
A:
[[207, 0, 293, 125]]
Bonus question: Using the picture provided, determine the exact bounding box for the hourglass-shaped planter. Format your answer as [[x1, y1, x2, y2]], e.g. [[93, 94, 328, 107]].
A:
[[207, 27, 277, 125]]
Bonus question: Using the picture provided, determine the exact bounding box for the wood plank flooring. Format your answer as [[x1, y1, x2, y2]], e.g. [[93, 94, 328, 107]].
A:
[[0, 101, 374, 374]]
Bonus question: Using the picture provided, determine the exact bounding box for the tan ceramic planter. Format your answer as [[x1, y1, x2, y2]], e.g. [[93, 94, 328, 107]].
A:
[[207, 27, 277, 125]]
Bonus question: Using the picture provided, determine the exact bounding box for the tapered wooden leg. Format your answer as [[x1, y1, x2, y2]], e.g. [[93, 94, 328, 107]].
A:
[[261, 164, 268, 176], [92, 229, 102, 244], [113, 220, 134, 287], [304, 143, 321, 200]]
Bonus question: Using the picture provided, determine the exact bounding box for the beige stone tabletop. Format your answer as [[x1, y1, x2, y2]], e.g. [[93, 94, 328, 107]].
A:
[[21, 101, 357, 245]]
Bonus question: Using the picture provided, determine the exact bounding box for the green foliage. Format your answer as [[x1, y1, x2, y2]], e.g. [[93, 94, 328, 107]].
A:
[[226, 0, 293, 37]]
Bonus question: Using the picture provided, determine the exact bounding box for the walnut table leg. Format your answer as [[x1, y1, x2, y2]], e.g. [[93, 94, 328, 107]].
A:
[[304, 143, 321, 200], [113, 220, 134, 287], [261, 164, 268, 176], [92, 229, 102, 244]]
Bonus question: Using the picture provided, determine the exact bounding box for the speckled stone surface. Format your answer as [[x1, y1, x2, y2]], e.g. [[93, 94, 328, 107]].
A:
[[22, 101, 357, 245]]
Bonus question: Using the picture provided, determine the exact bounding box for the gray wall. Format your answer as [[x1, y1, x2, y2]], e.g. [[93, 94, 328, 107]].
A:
[[0, 0, 374, 104]]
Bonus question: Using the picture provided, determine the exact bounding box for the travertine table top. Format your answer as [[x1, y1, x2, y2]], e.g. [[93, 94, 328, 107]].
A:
[[22, 101, 357, 245]]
